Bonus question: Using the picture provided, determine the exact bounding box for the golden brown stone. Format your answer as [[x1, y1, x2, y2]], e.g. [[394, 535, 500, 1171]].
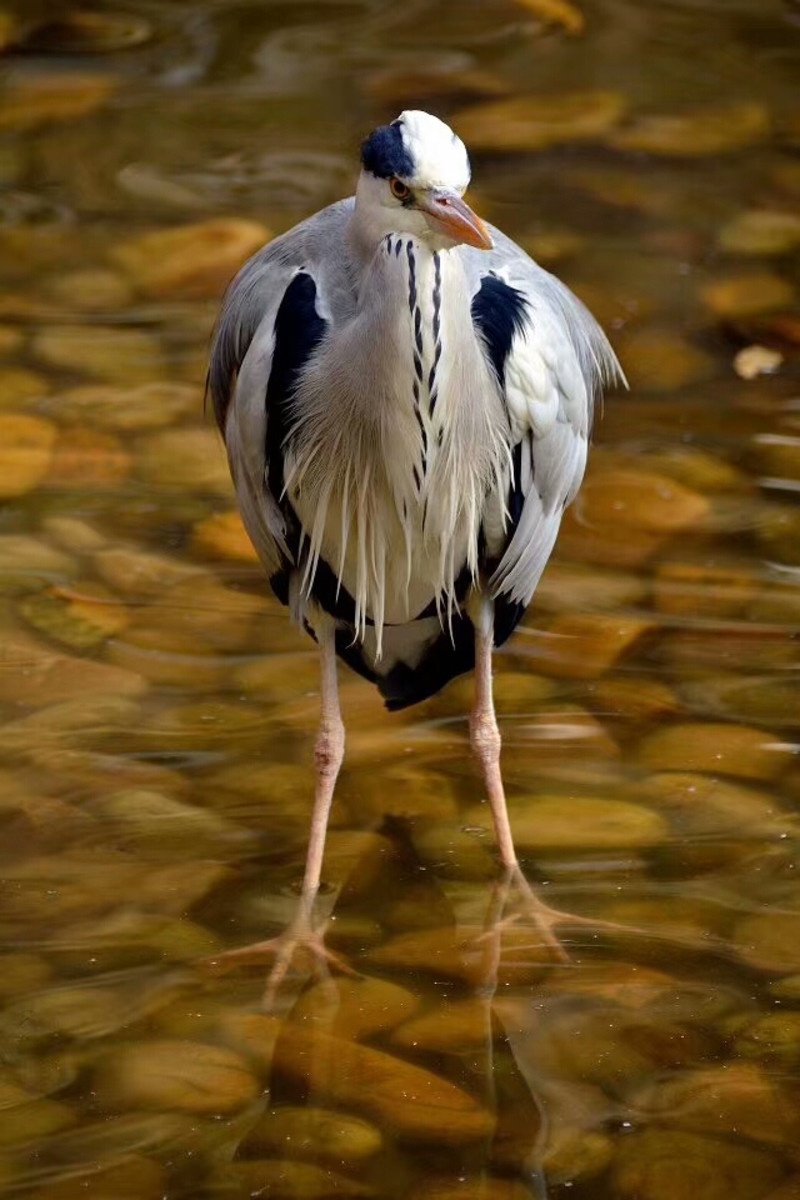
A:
[[612, 1129, 782, 1200], [718, 209, 800, 255], [110, 219, 269, 298], [224, 1161, 375, 1199], [480, 794, 668, 854], [617, 327, 715, 390], [0, 413, 56, 497], [366, 924, 548, 987], [136, 427, 232, 495], [93, 545, 206, 598], [610, 102, 769, 156], [274, 1024, 494, 1143], [0, 629, 146, 706], [0, 72, 117, 132], [393, 997, 497, 1053], [95, 1039, 259, 1115], [636, 721, 790, 781], [27, 1154, 165, 1200], [192, 509, 260, 562], [733, 1014, 800, 1071], [52, 381, 199, 432], [455, 92, 626, 152], [513, 0, 585, 34], [44, 267, 134, 311], [417, 1179, 534, 1200], [701, 272, 796, 318], [241, 1105, 383, 1162], [589, 676, 680, 724], [46, 426, 132, 488], [653, 562, 758, 619], [33, 325, 165, 383], [733, 912, 800, 974], [523, 613, 653, 679], [0, 365, 47, 403]]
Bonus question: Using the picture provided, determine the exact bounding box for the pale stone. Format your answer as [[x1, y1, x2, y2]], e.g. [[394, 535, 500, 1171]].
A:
[[274, 1024, 494, 1143], [0, 629, 146, 706], [32, 326, 165, 383], [20, 582, 130, 650], [136, 426, 232, 495], [0, 413, 56, 497], [653, 562, 758, 618], [109, 219, 269, 298], [612, 1130, 783, 1200], [26, 1154, 165, 1200], [86, 789, 249, 859], [589, 677, 679, 724], [735, 344, 783, 379], [455, 92, 626, 152], [636, 722, 790, 780], [291, 975, 420, 1041], [532, 561, 647, 613], [410, 821, 498, 881], [241, 1105, 383, 1162], [610, 102, 769, 156], [93, 545, 206, 597], [642, 772, 786, 839], [42, 516, 107, 554], [95, 1039, 259, 1115], [0, 536, 74, 595]]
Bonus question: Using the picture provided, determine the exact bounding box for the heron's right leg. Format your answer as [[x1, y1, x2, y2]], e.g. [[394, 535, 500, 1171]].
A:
[[206, 624, 352, 1007]]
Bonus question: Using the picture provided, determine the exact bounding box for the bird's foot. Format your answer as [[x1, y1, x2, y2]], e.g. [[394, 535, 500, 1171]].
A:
[[203, 919, 358, 1008], [481, 865, 635, 965]]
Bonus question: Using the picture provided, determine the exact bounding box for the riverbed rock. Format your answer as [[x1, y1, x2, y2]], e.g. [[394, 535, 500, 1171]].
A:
[[455, 91, 626, 152], [94, 1039, 260, 1115], [0, 413, 57, 497]]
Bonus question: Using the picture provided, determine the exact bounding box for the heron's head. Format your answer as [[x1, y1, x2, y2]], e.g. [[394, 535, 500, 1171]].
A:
[[355, 110, 492, 252]]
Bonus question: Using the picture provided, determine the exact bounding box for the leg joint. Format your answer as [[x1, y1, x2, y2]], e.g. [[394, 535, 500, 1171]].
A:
[[470, 707, 501, 763], [314, 716, 344, 777]]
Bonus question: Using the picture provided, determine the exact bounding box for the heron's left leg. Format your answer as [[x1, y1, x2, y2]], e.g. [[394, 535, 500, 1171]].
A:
[[470, 597, 602, 961]]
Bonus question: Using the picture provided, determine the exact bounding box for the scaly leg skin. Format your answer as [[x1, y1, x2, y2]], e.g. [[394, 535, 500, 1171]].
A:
[[205, 624, 352, 1008], [470, 597, 627, 964]]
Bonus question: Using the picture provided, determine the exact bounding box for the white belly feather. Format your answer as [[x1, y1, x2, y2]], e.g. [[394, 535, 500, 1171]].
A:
[[284, 235, 510, 654]]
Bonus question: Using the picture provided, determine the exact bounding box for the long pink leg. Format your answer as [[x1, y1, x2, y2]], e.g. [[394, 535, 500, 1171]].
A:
[[470, 597, 602, 961], [207, 624, 351, 1005]]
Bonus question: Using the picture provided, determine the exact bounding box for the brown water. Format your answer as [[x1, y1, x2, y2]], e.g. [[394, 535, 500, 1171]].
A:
[[1, 0, 800, 1197]]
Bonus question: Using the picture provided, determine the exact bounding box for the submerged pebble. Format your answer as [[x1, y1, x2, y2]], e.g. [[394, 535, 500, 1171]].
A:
[[94, 1040, 260, 1115]]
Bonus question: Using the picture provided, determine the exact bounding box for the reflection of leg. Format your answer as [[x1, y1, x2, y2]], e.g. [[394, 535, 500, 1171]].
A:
[[205, 624, 351, 1007]]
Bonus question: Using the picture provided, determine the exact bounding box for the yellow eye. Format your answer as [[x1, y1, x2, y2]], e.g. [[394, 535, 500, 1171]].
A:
[[390, 177, 411, 201]]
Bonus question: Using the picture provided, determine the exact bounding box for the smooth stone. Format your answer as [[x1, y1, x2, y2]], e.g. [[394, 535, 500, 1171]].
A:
[[683, 674, 800, 729], [542, 1125, 614, 1186], [542, 961, 680, 1008], [753, 433, 800, 484], [51, 381, 199, 432], [22, 10, 152, 53], [95, 1040, 259, 1115], [616, 327, 714, 390], [0, 1098, 76, 1146], [43, 516, 107, 554], [734, 344, 783, 379], [733, 1014, 800, 1071], [363, 64, 509, 106], [653, 562, 758, 619], [93, 545, 206, 598], [522, 613, 653, 679], [19, 582, 130, 650], [26, 1153, 165, 1200], [658, 627, 796, 675], [240, 1105, 383, 1163], [0, 71, 117, 132], [417, 1180, 534, 1200], [201, 761, 314, 829], [636, 722, 790, 781], [532, 561, 647, 613], [109, 219, 269, 298], [702, 272, 796, 318], [0, 694, 141, 756], [136, 427, 232, 495], [224, 1161, 375, 1199], [733, 913, 800, 974], [291, 976, 420, 1042], [392, 997, 498, 1054], [0, 365, 47, 402], [631, 1062, 797, 1148], [141, 699, 272, 752], [127, 574, 270, 654], [47, 427, 132, 488], [757, 504, 800, 566], [0, 630, 146, 706], [410, 821, 498, 881], [762, 1183, 800, 1200], [610, 101, 769, 156], [0, 537, 74, 595], [47, 909, 221, 972], [366, 925, 548, 988], [514, 0, 584, 33], [192, 509, 260, 562], [0, 952, 51, 998], [32, 326, 165, 384], [86, 789, 248, 859], [43, 267, 134, 311], [719, 209, 800, 255], [455, 91, 626, 152], [274, 1024, 494, 1144], [476, 795, 669, 854], [3, 982, 136, 1042], [580, 468, 711, 533], [612, 1130, 783, 1200], [640, 445, 751, 494], [588, 676, 680, 724], [641, 772, 786, 839], [0, 413, 57, 497], [233, 651, 320, 700]]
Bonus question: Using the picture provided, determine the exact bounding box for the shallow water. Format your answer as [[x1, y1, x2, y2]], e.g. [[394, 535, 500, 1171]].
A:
[[1, 0, 800, 1197]]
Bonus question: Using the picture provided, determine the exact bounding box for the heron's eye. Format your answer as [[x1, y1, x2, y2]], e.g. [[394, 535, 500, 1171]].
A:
[[389, 177, 411, 202]]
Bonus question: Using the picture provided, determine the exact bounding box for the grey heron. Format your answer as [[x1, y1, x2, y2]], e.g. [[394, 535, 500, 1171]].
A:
[[208, 110, 624, 994]]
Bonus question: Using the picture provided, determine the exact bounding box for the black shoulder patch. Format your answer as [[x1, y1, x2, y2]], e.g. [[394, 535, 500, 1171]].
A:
[[361, 120, 414, 180], [471, 273, 529, 386]]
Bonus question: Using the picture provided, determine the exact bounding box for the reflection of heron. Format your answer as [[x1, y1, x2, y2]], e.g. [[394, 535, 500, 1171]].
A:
[[208, 110, 623, 997]]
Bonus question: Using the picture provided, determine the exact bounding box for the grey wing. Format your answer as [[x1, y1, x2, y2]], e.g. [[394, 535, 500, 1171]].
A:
[[207, 198, 355, 579], [468, 227, 625, 607]]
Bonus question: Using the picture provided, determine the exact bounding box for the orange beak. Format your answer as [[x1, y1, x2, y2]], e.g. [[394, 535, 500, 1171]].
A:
[[417, 188, 493, 250]]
